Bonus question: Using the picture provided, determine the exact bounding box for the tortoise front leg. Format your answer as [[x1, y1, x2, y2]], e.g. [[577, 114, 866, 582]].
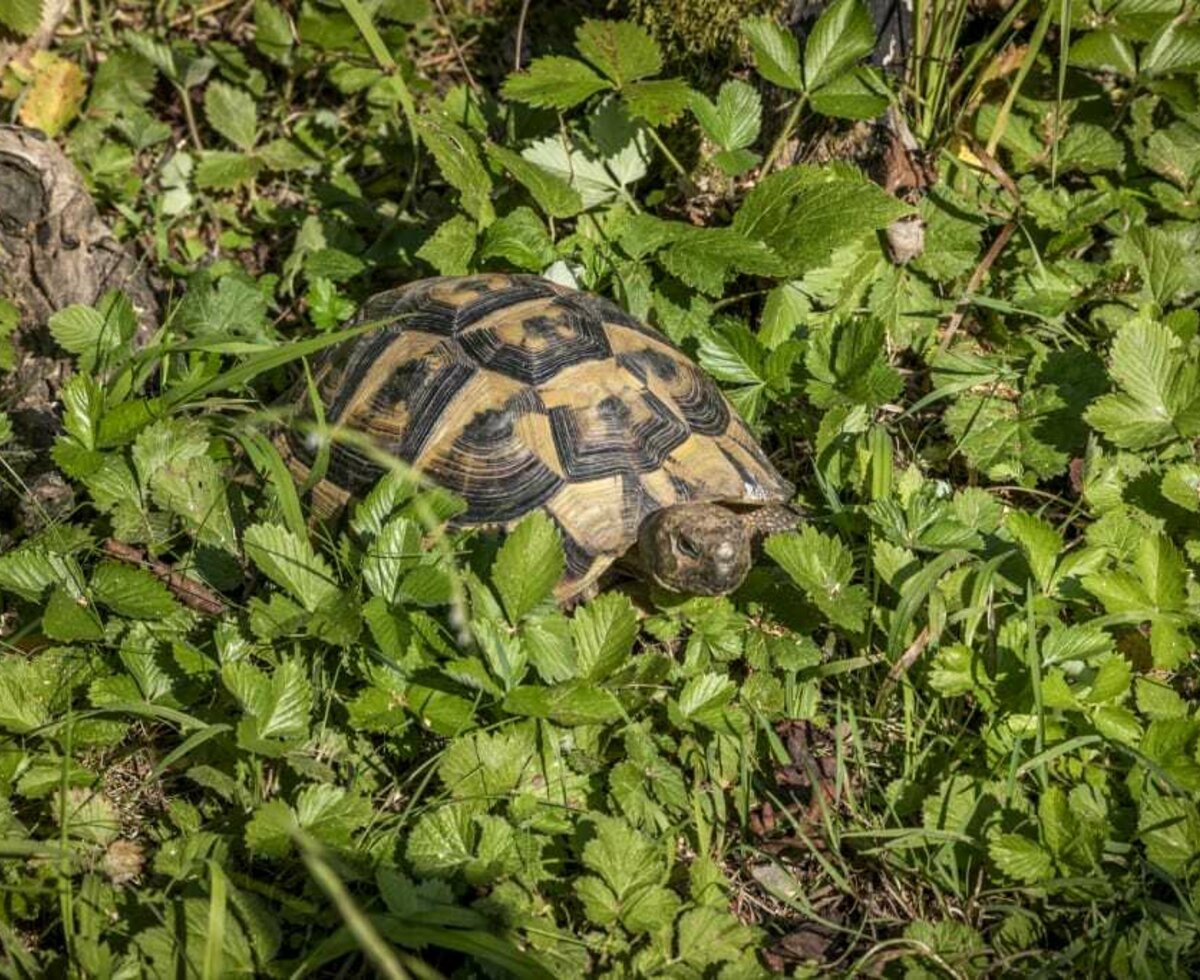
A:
[[746, 503, 804, 541]]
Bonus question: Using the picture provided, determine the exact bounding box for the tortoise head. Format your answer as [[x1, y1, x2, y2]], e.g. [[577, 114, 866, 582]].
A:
[[637, 503, 752, 596]]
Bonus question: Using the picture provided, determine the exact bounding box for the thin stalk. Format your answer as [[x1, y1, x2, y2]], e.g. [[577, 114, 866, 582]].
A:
[[1051, 0, 1073, 183], [299, 835, 411, 980], [985, 0, 1054, 159], [176, 83, 204, 151], [645, 126, 693, 189], [339, 0, 422, 214], [924, 0, 971, 140], [911, 0, 926, 129], [762, 92, 809, 173], [947, 0, 1036, 111], [57, 708, 75, 968]]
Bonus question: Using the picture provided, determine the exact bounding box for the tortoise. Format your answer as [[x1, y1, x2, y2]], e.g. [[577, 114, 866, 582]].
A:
[[282, 274, 798, 602]]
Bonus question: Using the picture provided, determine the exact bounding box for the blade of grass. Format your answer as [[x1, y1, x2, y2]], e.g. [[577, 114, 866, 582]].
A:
[[984, 0, 1055, 159], [338, 0, 422, 213], [202, 861, 228, 980], [162, 318, 384, 410], [297, 832, 412, 980]]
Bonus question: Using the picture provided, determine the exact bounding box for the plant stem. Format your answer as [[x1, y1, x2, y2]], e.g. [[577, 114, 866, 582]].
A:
[[645, 126, 693, 190], [985, 0, 1054, 159], [339, 0, 422, 214], [762, 92, 808, 174], [177, 82, 204, 151]]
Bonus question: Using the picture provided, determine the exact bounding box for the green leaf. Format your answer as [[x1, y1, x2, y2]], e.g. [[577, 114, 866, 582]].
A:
[[944, 385, 1067, 482], [43, 587, 104, 642], [734, 165, 910, 277], [766, 526, 871, 631], [742, 16, 803, 90], [91, 562, 180, 619], [131, 419, 237, 550], [223, 658, 312, 743], [254, 0, 294, 64], [1118, 226, 1196, 310], [1068, 30, 1137, 78], [361, 515, 422, 605], [52, 292, 137, 371], [1142, 22, 1200, 76], [492, 512, 564, 622], [690, 80, 761, 151], [575, 19, 662, 86], [1139, 795, 1200, 876], [406, 805, 476, 877], [502, 682, 623, 726], [295, 783, 372, 848], [711, 147, 760, 177], [804, 317, 901, 408], [1085, 318, 1200, 449], [438, 727, 533, 803], [203, 80, 257, 151], [804, 0, 875, 90], [571, 592, 638, 681], [484, 143, 583, 218], [1006, 511, 1061, 592], [244, 800, 296, 858], [479, 207, 556, 272], [0, 548, 58, 601], [416, 214, 477, 276], [698, 325, 764, 393], [623, 78, 693, 125], [658, 227, 785, 296], [0, 0, 43, 35], [521, 611, 576, 682], [581, 814, 665, 897], [989, 833, 1054, 883], [245, 785, 370, 858], [808, 66, 889, 119], [674, 672, 737, 729], [501, 56, 610, 109], [258, 137, 318, 172], [760, 281, 810, 348], [676, 907, 756, 968], [243, 522, 339, 612], [415, 114, 495, 226], [521, 131, 646, 210], [194, 150, 264, 189], [176, 273, 269, 340]]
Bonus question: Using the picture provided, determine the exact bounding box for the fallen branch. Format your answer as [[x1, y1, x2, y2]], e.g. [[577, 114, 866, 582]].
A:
[[101, 539, 228, 616]]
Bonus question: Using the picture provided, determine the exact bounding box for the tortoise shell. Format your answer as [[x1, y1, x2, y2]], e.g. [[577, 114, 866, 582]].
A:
[[285, 274, 794, 599]]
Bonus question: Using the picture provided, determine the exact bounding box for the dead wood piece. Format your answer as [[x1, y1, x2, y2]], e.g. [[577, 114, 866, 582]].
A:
[[0, 125, 158, 336], [101, 539, 228, 616]]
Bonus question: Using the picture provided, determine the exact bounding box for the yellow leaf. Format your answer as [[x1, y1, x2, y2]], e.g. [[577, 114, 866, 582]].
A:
[[18, 51, 86, 136], [949, 135, 983, 169]]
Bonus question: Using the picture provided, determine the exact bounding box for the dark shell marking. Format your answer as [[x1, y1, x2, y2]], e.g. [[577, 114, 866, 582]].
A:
[[287, 274, 793, 599]]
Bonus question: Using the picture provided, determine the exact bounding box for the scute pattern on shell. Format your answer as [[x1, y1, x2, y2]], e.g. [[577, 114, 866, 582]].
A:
[[286, 274, 794, 599]]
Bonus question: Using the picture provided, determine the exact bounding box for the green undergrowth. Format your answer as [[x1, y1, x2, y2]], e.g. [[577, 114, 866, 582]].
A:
[[2, 0, 1200, 975]]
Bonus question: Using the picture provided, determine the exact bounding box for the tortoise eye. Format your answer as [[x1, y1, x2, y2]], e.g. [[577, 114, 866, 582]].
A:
[[676, 535, 701, 560]]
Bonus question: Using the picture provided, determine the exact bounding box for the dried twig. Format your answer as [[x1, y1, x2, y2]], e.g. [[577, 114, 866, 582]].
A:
[[102, 539, 228, 616], [937, 220, 1017, 353], [431, 0, 479, 93], [936, 139, 1023, 351], [514, 0, 532, 72], [873, 626, 932, 712]]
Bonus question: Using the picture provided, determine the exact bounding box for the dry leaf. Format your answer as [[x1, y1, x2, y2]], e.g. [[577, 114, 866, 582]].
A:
[[18, 50, 85, 136]]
